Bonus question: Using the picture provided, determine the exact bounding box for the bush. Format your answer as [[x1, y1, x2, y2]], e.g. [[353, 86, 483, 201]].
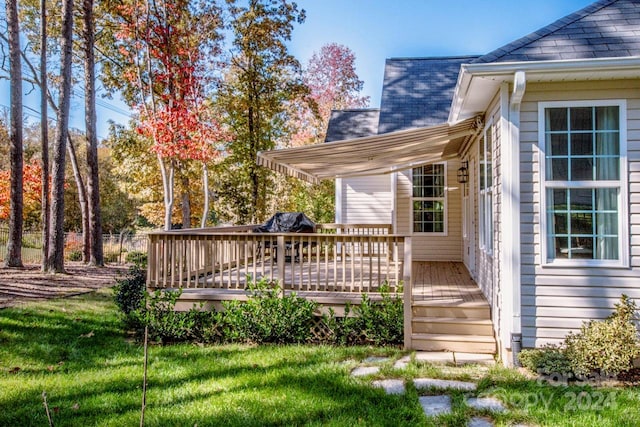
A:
[[113, 265, 147, 329], [125, 250, 147, 267], [104, 251, 120, 263], [67, 250, 83, 261], [326, 283, 403, 346], [565, 295, 640, 376], [137, 289, 220, 343], [518, 344, 572, 375], [222, 278, 318, 344], [112, 274, 404, 347]]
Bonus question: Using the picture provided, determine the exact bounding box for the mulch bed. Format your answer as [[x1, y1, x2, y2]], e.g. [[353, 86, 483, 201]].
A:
[[0, 263, 129, 309]]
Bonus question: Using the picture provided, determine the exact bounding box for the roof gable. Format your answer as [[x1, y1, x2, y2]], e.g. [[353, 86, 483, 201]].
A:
[[377, 56, 479, 134], [476, 0, 640, 63], [324, 109, 380, 142]]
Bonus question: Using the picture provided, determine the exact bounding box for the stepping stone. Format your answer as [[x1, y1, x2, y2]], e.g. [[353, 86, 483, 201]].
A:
[[419, 395, 451, 417], [466, 397, 506, 412], [468, 417, 494, 427], [454, 353, 495, 366], [350, 366, 380, 377], [372, 379, 405, 395], [414, 352, 455, 364], [363, 356, 390, 364], [414, 378, 477, 391], [393, 356, 410, 369]]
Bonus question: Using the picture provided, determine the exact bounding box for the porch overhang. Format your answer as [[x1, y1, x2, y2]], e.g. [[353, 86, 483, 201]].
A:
[[257, 116, 483, 184]]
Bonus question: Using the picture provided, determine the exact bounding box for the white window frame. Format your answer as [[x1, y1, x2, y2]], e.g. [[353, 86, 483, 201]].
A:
[[410, 162, 448, 236], [479, 122, 494, 255], [539, 99, 629, 268]]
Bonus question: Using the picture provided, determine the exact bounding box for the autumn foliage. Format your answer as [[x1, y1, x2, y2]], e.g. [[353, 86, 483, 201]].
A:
[[115, 0, 228, 162], [0, 160, 43, 223]]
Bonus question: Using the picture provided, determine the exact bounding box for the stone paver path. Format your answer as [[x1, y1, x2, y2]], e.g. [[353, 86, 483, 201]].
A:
[[414, 378, 477, 391], [468, 417, 494, 427], [372, 379, 405, 395], [350, 366, 380, 377], [419, 395, 452, 416], [363, 356, 390, 364], [466, 397, 506, 412], [350, 351, 505, 423]]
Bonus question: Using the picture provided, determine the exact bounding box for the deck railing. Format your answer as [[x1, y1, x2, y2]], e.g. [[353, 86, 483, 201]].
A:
[[147, 224, 410, 294]]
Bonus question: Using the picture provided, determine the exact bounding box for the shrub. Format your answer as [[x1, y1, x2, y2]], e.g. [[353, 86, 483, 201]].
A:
[[67, 250, 83, 261], [565, 294, 640, 376], [104, 251, 120, 263], [113, 265, 147, 329], [221, 278, 318, 344], [125, 250, 147, 267], [518, 344, 572, 375], [326, 283, 403, 346]]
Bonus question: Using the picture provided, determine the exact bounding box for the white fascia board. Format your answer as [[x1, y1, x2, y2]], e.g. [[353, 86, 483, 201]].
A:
[[449, 56, 640, 123]]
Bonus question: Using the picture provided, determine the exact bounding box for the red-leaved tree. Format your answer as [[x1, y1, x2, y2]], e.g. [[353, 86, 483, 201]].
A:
[[290, 43, 369, 146], [110, 0, 228, 229]]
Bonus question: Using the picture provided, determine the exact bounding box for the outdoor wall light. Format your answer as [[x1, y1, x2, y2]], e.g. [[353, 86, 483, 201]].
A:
[[457, 161, 469, 184]]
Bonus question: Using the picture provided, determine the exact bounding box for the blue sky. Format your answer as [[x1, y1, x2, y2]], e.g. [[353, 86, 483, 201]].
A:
[[0, 0, 594, 139]]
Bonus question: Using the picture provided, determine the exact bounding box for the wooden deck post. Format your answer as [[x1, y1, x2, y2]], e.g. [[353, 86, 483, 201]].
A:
[[277, 234, 285, 295], [403, 236, 412, 350]]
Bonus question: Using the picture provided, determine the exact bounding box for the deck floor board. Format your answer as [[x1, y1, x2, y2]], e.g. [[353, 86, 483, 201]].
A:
[[175, 261, 486, 306]]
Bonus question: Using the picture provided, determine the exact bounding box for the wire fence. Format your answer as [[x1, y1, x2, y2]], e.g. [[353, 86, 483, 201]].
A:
[[0, 228, 149, 265]]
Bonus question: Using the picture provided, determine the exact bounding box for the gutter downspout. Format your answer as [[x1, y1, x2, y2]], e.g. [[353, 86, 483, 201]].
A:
[[506, 71, 525, 366]]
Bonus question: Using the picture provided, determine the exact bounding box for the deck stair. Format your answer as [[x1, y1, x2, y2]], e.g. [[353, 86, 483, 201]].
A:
[[410, 299, 496, 354]]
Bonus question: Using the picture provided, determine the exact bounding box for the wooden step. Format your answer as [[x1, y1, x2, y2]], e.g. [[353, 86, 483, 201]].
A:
[[412, 317, 494, 336], [411, 333, 497, 354], [411, 301, 490, 319]]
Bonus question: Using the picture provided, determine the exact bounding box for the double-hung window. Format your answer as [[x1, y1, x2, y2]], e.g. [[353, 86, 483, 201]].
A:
[[540, 101, 628, 266], [479, 126, 493, 254], [412, 163, 446, 234]]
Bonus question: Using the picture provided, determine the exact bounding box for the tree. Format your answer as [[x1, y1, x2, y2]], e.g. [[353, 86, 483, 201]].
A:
[[302, 43, 369, 142], [279, 43, 369, 222], [5, 0, 24, 268], [83, 0, 103, 265], [0, 161, 43, 226], [46, 0, 74, 273], [39, 0, 50, 271], [217, 0, 308, 224], [104, 0, 226, 230]]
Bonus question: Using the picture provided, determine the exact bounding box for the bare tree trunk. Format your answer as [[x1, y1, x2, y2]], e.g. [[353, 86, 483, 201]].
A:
[[180, 175, 191, 229], [40, 0, 50, 272], [158, 155, 174, 231], [200, 163, 209, 228], [47, 0, 73, 273], [67, 138, 90, 262], [83, 0, 103, 266], [5, 0, 24, 268]]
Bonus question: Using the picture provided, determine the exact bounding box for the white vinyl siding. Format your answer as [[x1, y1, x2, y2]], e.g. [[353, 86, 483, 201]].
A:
[[519, 80, 640, 348], [339, 176, 391, 224]]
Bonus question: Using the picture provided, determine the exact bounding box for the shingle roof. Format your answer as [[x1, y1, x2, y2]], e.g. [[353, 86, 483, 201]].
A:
[[377, 56, 479, 134], [475, 0, 640, 63], [324, 109, 380, 142]]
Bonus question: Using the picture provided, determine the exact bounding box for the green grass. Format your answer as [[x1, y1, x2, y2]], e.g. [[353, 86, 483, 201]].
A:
[[1, 290, 639, 426]]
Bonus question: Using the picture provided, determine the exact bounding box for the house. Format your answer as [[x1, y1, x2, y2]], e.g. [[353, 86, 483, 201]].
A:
[[257, 0, 640, 363]]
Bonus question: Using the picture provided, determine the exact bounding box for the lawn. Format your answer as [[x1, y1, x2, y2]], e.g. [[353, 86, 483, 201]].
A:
[[1, 289, 639, 426]]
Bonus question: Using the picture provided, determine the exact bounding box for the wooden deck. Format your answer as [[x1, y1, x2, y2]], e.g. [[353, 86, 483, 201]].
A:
[[412, 261, 485, 303], [174, 261, 487, 313]]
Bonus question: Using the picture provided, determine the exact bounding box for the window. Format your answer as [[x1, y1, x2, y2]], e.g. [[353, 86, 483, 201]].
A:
[[540, 101, 628, 266], [479, 126, 493, 254], [412, 163, 446, 233]]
